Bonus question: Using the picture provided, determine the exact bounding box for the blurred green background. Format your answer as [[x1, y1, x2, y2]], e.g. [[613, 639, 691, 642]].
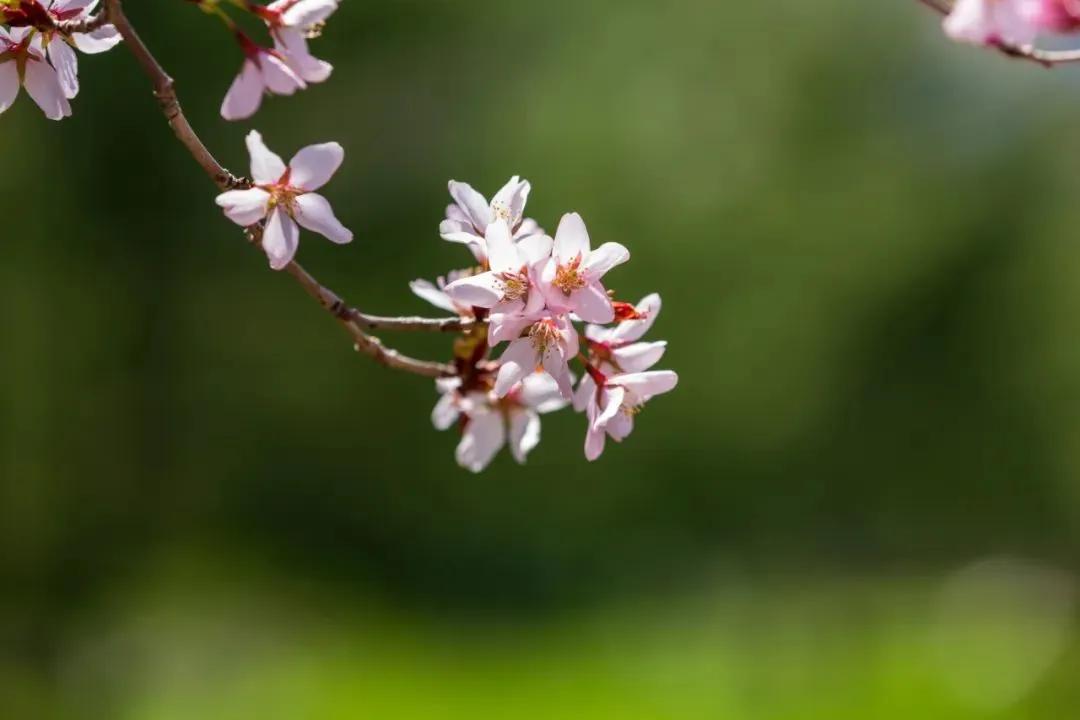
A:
[[5, 0, 1080, 717]]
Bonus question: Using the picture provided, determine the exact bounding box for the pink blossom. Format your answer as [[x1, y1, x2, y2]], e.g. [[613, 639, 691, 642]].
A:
[[443, 219, 552, 319], [0, 26, 70, 119], [40, 0, 121, 100], [492, 312, 579, 400], [432, 374, 569, 473], [944, 0, 1039, 45], [262, 0, 339, 31], [215, 130, 352, 269], [220, 35, 306, 121], [538, 212, 629, 324], [440, 177, 543, 263], [584, 370, 678, 461], [1020, 0, 1080, 32], [574, 293, 667, 411]]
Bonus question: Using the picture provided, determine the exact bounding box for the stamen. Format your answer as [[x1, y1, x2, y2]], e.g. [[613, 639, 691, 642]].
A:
[[553, 255, 586, 296]]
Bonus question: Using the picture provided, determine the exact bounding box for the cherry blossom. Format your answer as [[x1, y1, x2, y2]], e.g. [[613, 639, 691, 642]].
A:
[[443, 219, 552, 319], [440, 177, 543, 263], [492, 312, 579, 399], [0, 26, 70, 119], [538, 212, 629, 324], [584, 370, 679, 461], [220, 36, 305, 121], [432, 373, 569, 473], [943, 0, 1039, 45], [574, 293, 667, 411], [258, 0, 339, 32], [215, 130, 352, 269], [40, 0, 121, 100]]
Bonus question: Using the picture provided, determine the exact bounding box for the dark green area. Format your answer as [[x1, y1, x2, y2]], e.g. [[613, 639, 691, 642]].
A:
[[3, 1, 1080, 717]]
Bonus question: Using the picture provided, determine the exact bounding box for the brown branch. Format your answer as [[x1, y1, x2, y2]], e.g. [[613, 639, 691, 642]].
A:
[[350, 312, 472, 333], [916, 0, 1080, 67], [104, 0, 458, 379]]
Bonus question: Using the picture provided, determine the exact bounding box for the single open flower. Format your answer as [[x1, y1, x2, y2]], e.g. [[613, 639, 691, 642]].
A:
[[943, 0, 1039, 45], [215, 130, 353, 269], [221, 34, 305, 121], [443, 219, 552, 319], [538, 212, 629, 324], [584, 370, 678, 461], [0, 26, 70, 119], [440, 177, 542, 263], [493, 312, 579, 399], [432, 374, 568, 473], [260, 0, 339, 31], [574, 293, 667, 411]]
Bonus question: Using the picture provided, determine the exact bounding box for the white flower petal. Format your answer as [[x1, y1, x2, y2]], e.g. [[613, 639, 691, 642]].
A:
[[259, 52, 305, 95], [553, 212, 590, 262], [485, 220, 518, 273], [215, 187, 271, 226], [488, 313, 534, 346], [448, 180, 492, 231], [494, 338, 536, 397], [572, 373, 597, 413], [23, 58, 71, 120], [570, 283, 615, 324], [431, 390, 460, 431], [410, 280, 459, 313], [455, 410, 505, 473], [294, 192, 352, 244], [71, 25, 121, 54], [47, 36, 79, 99], [262, 208, 300, 270], [444, 272, 503, 308], [613, 341, 667, 373], [289, 142, 343, 191], [616, 370, 679, 400], [541, 349, 574, 400], [517, 233, 554, 267], [508, 409, 541, 464], [275, 29, 332, 83], [246, 130, 287, 185], [0, 61, 21, 115], [594, 386, 626, 431], [281, 0, 339, 28], [583, 242, 630, 279], [221, 59, 264, 121]]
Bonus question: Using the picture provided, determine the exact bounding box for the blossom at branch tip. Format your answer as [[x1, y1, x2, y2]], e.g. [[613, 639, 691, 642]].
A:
[[0, 26, 70, 119], [410, 269, 478, 317], [215, 130, 352, 269], [443, 219, 552, 319], [40, 0, 121, 100], [261, 0, 339, 32], [492, 312, 579, 400], [538, 212, 629, 324], [574, 293, 667, 411], [440, 177, 543, 263], [584, 370, 678, 461], [940, 0, 1080, 45], [432, 373, 568, 473], [220, 34, 306, 121]]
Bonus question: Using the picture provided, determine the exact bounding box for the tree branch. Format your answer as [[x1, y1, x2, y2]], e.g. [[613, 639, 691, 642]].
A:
[[916, 0, 1080, 67], [104, 0, 458, 379]]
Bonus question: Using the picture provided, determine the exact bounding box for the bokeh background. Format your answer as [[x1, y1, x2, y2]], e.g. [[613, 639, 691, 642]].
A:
[[5, 0, 1080, 717]]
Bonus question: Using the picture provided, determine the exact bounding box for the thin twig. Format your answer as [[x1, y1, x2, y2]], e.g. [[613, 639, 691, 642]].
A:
[[916, 0, 1080, 67], [351, 312, 472, 333], [104, 0, 458, 379]]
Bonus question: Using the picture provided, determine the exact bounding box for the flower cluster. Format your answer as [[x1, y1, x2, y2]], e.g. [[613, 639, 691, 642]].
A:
[[417, 178, 679, 472], [942, 0, 1080, 46], [215, 0, 339, 120], [0, 0, 120, 120]]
